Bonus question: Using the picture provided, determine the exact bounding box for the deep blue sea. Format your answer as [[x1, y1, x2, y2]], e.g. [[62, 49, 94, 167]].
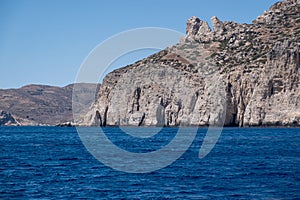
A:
[[1, 127, 299, 199]]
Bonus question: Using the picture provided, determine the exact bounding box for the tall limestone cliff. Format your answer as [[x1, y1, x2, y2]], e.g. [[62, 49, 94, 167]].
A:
[[81, 0, 300, 127]]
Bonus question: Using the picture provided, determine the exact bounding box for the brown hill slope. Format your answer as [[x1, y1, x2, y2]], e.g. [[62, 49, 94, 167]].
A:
[[0, 83, 99, 125]]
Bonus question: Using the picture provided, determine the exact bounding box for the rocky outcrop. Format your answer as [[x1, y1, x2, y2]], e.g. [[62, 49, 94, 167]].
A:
[[82, 0, 300, 127], [186, 16, 213, 43], [0, 111, 20, 126]]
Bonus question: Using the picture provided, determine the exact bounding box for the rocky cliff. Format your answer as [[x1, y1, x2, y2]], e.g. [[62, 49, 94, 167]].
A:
[[82, 0, 300, 127]]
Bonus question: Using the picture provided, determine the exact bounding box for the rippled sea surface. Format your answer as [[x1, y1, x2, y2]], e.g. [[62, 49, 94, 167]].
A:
[[1, 127, 299, 199]]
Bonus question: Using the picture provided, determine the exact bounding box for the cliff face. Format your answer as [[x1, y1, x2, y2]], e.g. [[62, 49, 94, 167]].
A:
[[82, 0, 300, 127]]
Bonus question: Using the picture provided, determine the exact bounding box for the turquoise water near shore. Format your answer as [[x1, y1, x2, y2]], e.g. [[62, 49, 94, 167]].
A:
[[1, 127, 299, 199]]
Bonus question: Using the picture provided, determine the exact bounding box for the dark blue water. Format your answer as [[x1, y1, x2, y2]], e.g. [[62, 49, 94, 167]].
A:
[[1, 127, 299, 199]]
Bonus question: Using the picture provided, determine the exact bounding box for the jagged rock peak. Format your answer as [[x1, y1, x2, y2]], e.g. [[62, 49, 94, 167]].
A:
[[186, 16, 225, 37], [186, 16, 200, 36], [211, 16, 225, 34], [186, 16, 211, 37], [186, 15, 226, 37], [186, 16, 212, 35], [186, 16, 212, 42], [185, 15, 227, 42]]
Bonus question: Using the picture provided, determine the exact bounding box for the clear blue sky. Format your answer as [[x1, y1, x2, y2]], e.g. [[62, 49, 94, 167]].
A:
[[0, 0, 279, 89]]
